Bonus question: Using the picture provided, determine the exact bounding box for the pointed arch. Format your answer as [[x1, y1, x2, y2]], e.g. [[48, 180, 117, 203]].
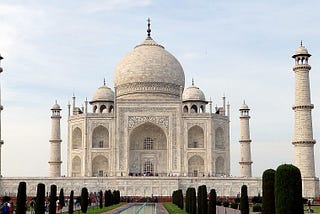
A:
[[92, 155, 108, 177], [216, 156, 225, 175], [93, 105, 98, 113], [215, 127, 224, 149], [188, 125, 204, 148], [72, 127, 82, 149], [188, 155, 204, 177], [72, 156, 81, 177], [109, 105, 114, 113], [190, 105, 198, 113], [183, 105, 188, 113], [92, 125, 109, 148], [100, 105, 106, 113]]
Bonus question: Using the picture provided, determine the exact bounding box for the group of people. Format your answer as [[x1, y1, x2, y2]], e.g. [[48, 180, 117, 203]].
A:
[[1, 201, 14, 214]]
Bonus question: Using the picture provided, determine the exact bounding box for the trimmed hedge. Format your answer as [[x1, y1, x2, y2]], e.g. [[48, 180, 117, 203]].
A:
[[49, 184, 57, 214], [197, 185, 207, 214], [35, 183, 45, 214], [262, 169, 275, 214], [240, 185, 249, 214], [69, 190, 74, 214], [208, 189, 216, 214], [16, 181, 27, 214], [80, 187, 89, 213]]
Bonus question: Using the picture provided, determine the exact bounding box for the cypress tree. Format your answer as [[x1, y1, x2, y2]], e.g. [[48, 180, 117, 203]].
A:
[[262, 169, 275, 214], [177, 189, 183, 210], [35, 183, 46, 214], [197, 185, 207, 214], [208, 189, 216, 214], [240, 185, 249, 214], [58, 188, 65, 211], [185, 188, 190, 213], [16, 181, 27, 214], [189, 187, 196, 214], [80, 187, 89, 213], [99, 190, 103, 208], [275, 164, 303, 214], [69, 190, 74, 214], [49, 184, 57, 214]]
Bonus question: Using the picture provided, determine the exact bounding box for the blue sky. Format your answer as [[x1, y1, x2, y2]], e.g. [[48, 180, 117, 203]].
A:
[[1, 0, 320, 177]]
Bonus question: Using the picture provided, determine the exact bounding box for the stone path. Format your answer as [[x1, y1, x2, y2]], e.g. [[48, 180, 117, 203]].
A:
[[103, 203, 169, 214]]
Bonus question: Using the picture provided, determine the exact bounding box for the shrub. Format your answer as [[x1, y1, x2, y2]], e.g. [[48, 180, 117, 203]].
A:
[[223, 200, 229, 207], [16, 181, 27, 214], [216, 200, 222, 206], [262, 169, 275, 214], [275, 164, 303, 214], [240, 185, 249, 214], [80, 187, 89, 213], [230, 203, 239, 209], [253, 204, 262, 212], [69, 190, 74, 214], [35, 183, 45, 214], [208, 189, 216, 214], [99, 190, 103, 208], [197, 185, 207, 214], [58, 188, 65, 210], [49, 184, 57, 214], [185, 188, 190, 213]]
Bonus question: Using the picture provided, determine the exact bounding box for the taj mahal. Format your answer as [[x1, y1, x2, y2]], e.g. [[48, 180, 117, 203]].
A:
[[0, 20, 319, 197]]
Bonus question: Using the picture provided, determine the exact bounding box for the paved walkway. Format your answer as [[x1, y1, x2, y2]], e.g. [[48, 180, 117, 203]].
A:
[[103, 203, 169, 214]]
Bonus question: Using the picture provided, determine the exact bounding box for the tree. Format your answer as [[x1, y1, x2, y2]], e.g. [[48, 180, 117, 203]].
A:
[[177, 189, 183, 210], [197, 185, 207, 214], [49, 184, 57, 214], [99, 190, 103, 208], [58, 188, 65, 211], [262, 169, 275, 214], [185, 188, 190, 213], [16, 181, 27, 214], [104, 190, 108, 207], [275, 164, 303, 214], [240, 185, 249, 214], [189, 187, 196, 214], [208, 189, 216, 214], [35, 183, 46, 214], [68, 190, 74, 214], [80, 187, 89, 213]]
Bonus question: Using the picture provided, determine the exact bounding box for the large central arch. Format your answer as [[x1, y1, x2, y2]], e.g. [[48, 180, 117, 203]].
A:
[[129, 122, 167, 176]]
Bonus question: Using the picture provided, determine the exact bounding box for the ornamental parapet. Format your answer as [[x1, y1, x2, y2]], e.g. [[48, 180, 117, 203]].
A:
[[293, 64, 311, 71], [292, 140, 316, 145], [292, 104, 314, 110], [115, 82, 181, 98], [239, 140, 252, 143], [239, 161, 253, 165]]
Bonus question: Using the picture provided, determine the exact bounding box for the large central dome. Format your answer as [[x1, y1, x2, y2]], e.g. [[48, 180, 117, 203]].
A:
[[114, 35, 185, 99]]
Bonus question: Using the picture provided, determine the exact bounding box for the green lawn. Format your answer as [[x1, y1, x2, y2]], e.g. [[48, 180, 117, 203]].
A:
[[62, 202, 124, 214], [163, 202, 187, 214]]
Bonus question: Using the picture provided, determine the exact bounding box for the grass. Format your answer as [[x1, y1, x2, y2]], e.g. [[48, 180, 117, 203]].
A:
[[62, 202, 125, 214], [163, 202, 188, 214]]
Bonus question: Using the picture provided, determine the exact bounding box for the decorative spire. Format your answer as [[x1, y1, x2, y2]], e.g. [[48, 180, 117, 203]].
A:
[[103, 78, 106, 86], [147, 18, 151, 38], [300, 40, 303, 47], [192, 78, 194, 86]]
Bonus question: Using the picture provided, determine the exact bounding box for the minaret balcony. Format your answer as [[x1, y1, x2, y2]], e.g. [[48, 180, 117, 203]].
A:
[[293, 64, 311, 71]]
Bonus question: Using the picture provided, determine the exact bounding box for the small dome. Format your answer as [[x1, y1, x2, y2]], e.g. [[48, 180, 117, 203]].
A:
[[292, 43, 311, 58], [91, 85, 114, 103], [182, 84, 206, 102], [240, 102, 249, 110], [51, 102, 61, 110]]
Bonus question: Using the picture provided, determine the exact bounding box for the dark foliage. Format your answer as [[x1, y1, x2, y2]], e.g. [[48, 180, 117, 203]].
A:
[[240, 185, 249, 214], [197, 185, 207, 214], [58, 188, 65, 209], [275, 164, 303, 214], [208, 189, 216, 214], [252, 204, 262, 212], [189, 187, 196, 214], [68, 190, 74, 214], [80, 187, 89, 213], [49, 184, 57, 214], [223, 201, 229, 207], [185, 188, 190, 213], [16, 181, 27, 214], [35, 183, 46, 214], [99, 190, 103, 208], [230, 203, 239, 209], [262, 169, 275, 214]]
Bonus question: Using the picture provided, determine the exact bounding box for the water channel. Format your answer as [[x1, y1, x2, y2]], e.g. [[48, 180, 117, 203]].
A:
[[116, 203, 156, 214]]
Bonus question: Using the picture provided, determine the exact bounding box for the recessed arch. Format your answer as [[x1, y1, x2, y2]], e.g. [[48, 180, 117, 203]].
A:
[[92, 155, 108, 177], [188, 125, 204, 148], [129, 122, 167, 176], [100, 105, 106, 113], [191, 105, 198, 113], [92, 125, 109, 148], [72, 127, 82, 149], [93, 105, 97, 113], [183, 105, 188, 113], [215, 127, 224, 149], [216, 156, 225, 175], [72, 156, 81, 176], [109, 105, 114, 113], [188, 155, 204, 177]]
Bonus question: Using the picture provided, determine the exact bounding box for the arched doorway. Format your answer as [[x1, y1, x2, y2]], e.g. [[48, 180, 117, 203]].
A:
[[129, 122, 167, 176], [188, 155, 204, 177], [92, 155, 108, 176]]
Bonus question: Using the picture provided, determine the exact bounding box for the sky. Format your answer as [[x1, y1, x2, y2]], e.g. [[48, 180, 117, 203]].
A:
[[1, 0, 320, 177]]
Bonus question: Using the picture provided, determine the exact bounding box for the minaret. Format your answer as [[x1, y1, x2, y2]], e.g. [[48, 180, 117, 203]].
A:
[[239, 101, 252, 177], [292, 43, 316, 178], [48, 101, 62, 177], [0, 54, 4, 177]]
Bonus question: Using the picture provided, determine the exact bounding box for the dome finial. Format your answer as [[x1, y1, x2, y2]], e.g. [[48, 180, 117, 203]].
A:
[[300, 40, 303, 47], [192, 78, 194, 86], [103, 78, 106, 86], [147, 17, 151, 38]]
